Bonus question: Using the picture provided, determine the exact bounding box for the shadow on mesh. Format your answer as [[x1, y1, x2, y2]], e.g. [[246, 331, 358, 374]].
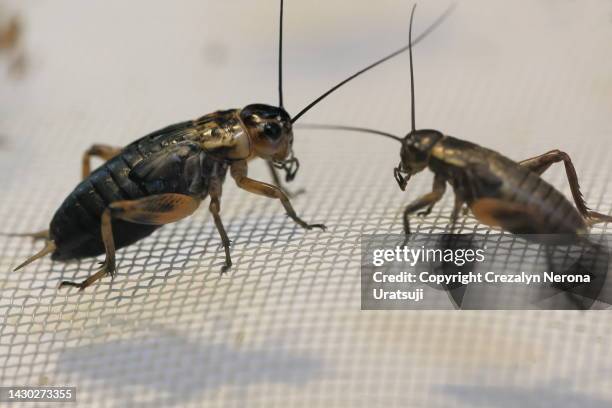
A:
[[55, 328, 321, 407], [437, 381, 612, 408]]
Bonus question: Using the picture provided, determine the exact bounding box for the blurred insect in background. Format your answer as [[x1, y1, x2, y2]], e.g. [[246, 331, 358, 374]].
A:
[[0, 4, 26, 78], [0, 3, 27, 149], [9, 1, 454, 290]]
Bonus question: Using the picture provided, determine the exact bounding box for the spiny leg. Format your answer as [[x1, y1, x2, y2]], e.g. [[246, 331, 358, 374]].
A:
[[584, 211, 612, 227], [60, 193, 201, 290], [209, 178, 232, 273], [82, 144, 122, 179], [231, 161, 325, 230], [266, 160, 305, 199], [519, 149, 612, 225], [403, 174, 446, 239]]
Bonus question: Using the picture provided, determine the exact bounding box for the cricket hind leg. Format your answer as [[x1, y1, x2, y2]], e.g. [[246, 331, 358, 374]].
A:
[[59, 208, 115, 291], [519, 149, 612, 225], [60, 193, 201, 291], [82, 144, 122, 179], [584, 211, 612, 227]]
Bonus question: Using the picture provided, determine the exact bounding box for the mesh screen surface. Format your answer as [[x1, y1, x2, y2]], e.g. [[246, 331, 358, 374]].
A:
[[1, 0, 612, 406]]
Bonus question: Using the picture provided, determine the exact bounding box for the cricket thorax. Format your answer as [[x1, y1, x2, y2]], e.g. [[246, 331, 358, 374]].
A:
[[186, 105, 295, 163], [188, 109, 251, 160]]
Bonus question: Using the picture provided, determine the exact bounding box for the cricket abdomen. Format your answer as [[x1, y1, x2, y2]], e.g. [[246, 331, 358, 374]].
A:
[[49, 120, 219, 260], [490, 164, 587, 234], [433, 136, 587, 235], [49, 155, 161, 260]]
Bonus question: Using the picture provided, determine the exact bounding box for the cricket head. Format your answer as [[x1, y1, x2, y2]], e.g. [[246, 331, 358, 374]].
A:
[[395, 129, 444, 190], [240, 104, 299, 181]]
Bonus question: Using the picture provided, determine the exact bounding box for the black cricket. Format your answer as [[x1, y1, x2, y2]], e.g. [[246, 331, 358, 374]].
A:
[[308, 4, 612, 241], [11, 1, 454, 290]]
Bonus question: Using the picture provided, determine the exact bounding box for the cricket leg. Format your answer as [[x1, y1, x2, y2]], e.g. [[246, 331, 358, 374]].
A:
[[449, 195, 465, 233], [403, 174, 446, 237], [266, 161, 305, 198], [59, 208, 115, 290], [519, 150, 612, 225], [82, 144, 122, 179], [231, 161, 326, 230], [208, 177, 232, 273], [60, 193, 200, 290]]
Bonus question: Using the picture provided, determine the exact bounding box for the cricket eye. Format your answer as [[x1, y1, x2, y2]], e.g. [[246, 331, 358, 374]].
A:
[[263, 122, 282, 140]]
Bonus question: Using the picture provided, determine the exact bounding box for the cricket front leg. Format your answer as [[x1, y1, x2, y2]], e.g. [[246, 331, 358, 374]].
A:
[[231, 161, 326, 230], [403, 174, 446, 238], [266, 161, 305, 199]]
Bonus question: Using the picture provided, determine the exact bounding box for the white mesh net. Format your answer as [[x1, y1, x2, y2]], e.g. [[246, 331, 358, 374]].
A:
[[1, 0, 612, 406]]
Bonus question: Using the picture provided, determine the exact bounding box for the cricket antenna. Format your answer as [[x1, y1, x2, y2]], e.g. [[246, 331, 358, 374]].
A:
[[297, 124, 402, 143], [409, 4, 417, 132], [290, 2, 456, 124], [278, 0, 285, 108]]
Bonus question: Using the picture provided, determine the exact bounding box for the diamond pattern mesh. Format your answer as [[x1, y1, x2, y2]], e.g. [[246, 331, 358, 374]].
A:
[[1, 0, 612, 406]]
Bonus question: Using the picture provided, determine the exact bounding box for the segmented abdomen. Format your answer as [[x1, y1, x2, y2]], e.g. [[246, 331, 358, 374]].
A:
[[502, 166, 586, 234], [455, 158, 588, 235], [50, 121, 204, 260], [434, 137, 587, 235]]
